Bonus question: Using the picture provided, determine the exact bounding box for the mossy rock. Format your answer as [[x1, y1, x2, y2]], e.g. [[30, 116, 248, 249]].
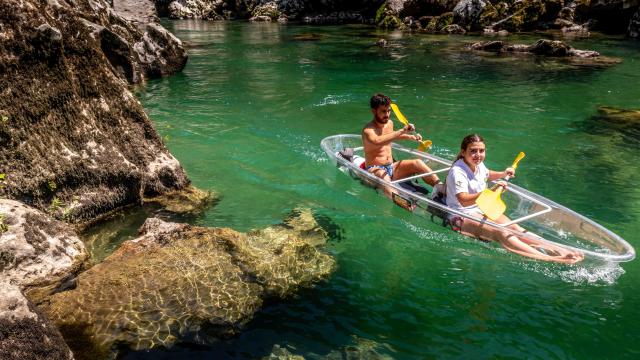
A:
[[378, 14, 404, 29], [499, 0, 547, 31], [426, 12, 454, 32], [478, 4, 500, 28]]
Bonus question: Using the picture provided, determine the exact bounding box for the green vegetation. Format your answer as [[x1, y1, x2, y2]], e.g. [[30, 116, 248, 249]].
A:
[[0, 173, 5, 188], [0, 214, 8, 233], [1, 115, 7, 123], [49, 197, 64, 213], [48, 180, 57, 192]]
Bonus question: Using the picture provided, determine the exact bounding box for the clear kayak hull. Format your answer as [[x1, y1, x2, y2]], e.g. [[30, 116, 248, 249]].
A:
[[321, 134, 635, 263]]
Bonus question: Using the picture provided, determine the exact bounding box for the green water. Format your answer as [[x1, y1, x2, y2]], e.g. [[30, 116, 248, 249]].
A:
[[125, 21, 640, 358]]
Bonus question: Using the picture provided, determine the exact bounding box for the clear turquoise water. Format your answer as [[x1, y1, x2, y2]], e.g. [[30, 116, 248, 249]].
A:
[[126, 21, 640, 358]]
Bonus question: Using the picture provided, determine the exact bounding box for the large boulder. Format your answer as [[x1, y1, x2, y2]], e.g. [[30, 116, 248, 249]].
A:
[[41, 209, 335, 356], [0, 281, 73, 360], [1, 199, 89, 359], [0, 200, 88, 295], [453, 0, 490, 29], [167, 0, 224, 20], [0, 0, 190, 224]]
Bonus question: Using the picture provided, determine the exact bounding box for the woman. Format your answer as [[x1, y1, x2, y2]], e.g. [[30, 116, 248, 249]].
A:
[[445, 134, 583, 264]]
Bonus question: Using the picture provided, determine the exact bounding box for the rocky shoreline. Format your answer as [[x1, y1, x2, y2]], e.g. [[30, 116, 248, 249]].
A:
[[1, 0, 638, 358], [157, 0, 639, 39]]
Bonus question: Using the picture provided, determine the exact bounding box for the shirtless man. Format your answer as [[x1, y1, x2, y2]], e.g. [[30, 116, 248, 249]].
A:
[[362, 93, 443, 202]]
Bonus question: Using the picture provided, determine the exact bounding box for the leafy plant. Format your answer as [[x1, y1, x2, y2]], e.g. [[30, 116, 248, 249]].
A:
[[0, 214, 8, 233], [1, 115, 7, 123], [49, 197, 64, 213], [48, 180, 57, 192], [0, 173, 5, 189]]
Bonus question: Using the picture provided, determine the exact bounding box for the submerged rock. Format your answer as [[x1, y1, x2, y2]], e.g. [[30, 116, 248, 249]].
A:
[[42, 209, 335, 355], [596, 105, 640, 123]]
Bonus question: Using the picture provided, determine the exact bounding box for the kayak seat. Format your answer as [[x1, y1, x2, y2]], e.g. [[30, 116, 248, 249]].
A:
[[398, 180, 429, 196]]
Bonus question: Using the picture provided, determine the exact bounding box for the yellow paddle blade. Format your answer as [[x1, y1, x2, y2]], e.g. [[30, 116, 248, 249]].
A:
[[390, 103, 409, 126], [476, 188, 507, 220], [512, 151, 526, 169], [417, 140, 432, 152], [475, 151, 526, 220]]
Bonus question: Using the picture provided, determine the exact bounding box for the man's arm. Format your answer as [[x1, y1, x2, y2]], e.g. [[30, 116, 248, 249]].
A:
[[362, 122, 414, 146]]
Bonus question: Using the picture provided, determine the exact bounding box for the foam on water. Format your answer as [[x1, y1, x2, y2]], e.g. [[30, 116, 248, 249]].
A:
[[523, 261, 625, 285], [313, 94, 355, 107]]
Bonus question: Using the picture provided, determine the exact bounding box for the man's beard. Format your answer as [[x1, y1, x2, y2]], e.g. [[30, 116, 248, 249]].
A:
[[375, 116, 388, 124]]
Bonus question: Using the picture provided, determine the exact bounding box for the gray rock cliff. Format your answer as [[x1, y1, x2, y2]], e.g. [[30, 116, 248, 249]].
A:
[[0, 0, 190, 224]]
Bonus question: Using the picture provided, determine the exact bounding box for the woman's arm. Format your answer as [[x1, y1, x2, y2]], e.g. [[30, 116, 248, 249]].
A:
[[456, 192, 481, 207], [488, 167, 515, 181]]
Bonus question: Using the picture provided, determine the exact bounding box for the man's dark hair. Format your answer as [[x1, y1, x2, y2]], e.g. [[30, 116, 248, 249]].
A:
[[370, 93, 391, 109]]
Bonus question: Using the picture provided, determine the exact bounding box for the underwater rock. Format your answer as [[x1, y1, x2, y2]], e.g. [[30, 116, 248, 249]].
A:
[[263, 344, 306, 360], [0, 0, 190, 223], [143, 185, 216, 214], [42, 209, 335, 355], [596, 105, 640, 123], [0, 281, 74, 360], [325, 335, 394, 360], [0, 199, 87, 295]]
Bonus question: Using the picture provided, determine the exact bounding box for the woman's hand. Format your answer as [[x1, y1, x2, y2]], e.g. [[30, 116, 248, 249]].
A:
[[414, 133, 423, 142], [504, 167, 515, 178], [495, 180, 509, 189]]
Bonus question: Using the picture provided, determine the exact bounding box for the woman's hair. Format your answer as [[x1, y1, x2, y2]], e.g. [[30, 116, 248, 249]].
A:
[[455, 134, 484, 161], [370, 93, 391, 109]]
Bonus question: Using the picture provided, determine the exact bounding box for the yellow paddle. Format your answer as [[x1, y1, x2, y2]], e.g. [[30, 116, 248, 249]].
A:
[[476, 151, 526, 220], [390, 103, 432, 152]]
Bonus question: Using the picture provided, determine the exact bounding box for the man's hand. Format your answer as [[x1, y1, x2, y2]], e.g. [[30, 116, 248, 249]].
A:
[[414, 133, 423, 142], [402, 123, 416, 133]]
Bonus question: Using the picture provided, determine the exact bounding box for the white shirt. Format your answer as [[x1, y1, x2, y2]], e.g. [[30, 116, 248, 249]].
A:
[[445, 159, 489, 214]]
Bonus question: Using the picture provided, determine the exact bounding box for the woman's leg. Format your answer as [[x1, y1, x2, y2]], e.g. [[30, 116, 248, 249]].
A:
[[457, 212, 582, 263], [494, 214, 583, 261]]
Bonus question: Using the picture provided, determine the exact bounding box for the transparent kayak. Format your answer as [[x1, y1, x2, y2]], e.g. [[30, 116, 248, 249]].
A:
[[321, 134, 635, 263]]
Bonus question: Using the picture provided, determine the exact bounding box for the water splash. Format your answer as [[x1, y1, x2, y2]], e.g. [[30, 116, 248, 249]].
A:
[[523, 261, 625, 286], [313, 94, 354, 107]]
